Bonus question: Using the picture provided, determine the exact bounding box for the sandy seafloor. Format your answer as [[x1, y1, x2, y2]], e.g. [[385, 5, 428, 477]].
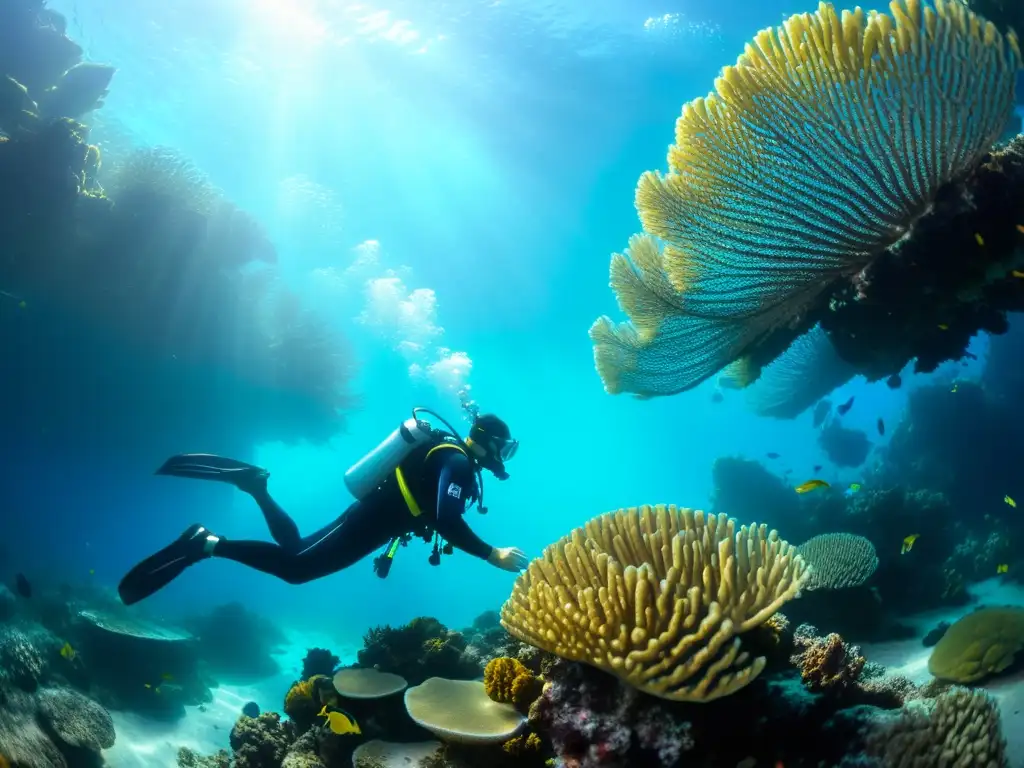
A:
[[101, 582, 1024, 767], [103, 630, 360, 767]]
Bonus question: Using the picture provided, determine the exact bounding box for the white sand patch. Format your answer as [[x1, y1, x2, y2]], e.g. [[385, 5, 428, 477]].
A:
[[103, 629, 357, 767]]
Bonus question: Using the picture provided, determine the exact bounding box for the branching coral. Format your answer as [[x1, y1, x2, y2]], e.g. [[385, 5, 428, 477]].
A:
[[790, 624, 865, 694], [591, 0, 1021, 397], [501, 505, 809, 702]]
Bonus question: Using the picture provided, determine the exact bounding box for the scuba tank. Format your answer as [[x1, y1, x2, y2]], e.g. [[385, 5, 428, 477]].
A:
[[344, 416, 435, 500]]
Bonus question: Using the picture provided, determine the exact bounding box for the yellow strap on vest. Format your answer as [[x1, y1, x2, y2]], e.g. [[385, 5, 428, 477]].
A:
[[395, 442, 468, 517]]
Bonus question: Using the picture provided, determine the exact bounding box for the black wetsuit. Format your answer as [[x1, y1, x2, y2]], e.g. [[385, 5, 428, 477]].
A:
[[212, 444, 493, 583]]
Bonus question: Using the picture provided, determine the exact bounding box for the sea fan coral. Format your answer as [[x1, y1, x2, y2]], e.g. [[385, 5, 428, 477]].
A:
[[591, 0, 1021, 397]]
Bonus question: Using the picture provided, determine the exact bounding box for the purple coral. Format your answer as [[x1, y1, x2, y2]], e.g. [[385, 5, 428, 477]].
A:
[[533, 659, 694, 767]]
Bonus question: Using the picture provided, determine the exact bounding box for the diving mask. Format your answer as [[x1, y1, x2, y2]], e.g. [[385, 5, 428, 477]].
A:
[[494, 435, 519, 462]]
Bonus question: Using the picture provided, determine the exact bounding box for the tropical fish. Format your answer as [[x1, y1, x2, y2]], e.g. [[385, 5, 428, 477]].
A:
[[317, 705, 360, 736], [877, 418, 885, 436], [795, 479, 830, 494], [974, 233, 985, 246], [837, 396, 855, 416], [59, 642, 75, 661], [1014, 270, 1024, 278], [886, 374, 901, 389], [766, 452, 781, 459], [1005, 495, 1017, 508], [938, 324, 949, 330], [901, 534, 919, 554], [14, 573, 31, 598], [997, 564, 1009, 574], [844, 483, 862, 498]]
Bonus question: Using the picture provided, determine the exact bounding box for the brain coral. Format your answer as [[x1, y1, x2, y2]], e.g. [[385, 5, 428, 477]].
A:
[[37, 687, 116, 752], [796, 532, 879, 590], [590, 0, 1021, 397], [501, 505, 808, 702], [928, 605, 1024, 683]]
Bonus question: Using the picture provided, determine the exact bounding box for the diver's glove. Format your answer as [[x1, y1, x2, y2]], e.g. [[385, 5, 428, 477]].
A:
[[487, 546, 529, 573]]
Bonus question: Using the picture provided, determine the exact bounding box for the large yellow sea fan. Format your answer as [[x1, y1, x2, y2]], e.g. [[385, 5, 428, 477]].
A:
[[592, 0, 1020, 398], [500, 505, 809, 702]]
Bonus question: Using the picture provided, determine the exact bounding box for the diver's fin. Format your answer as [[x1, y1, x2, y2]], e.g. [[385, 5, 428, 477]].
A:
[[118, 524, 217, 606], [155, 454, 268, 492]]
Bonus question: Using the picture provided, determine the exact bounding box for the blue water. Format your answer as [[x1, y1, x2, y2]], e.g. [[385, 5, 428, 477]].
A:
[[4, 0, 992, 646]]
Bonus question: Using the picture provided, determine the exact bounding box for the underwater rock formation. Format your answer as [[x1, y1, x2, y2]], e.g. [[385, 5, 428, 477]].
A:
[[183, 602, 286, 681], [818, 421, 872, 468], [591, 1, 1024, 400]]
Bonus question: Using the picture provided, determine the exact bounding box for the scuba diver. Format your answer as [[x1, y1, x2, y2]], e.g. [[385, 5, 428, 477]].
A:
[[118, 409, 528, 605]]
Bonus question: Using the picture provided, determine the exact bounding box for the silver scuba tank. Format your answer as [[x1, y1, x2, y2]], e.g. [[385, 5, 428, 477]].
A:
[[344, 417, 434, 499]]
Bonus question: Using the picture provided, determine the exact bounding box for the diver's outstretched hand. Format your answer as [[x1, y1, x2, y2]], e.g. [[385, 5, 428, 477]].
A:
[[488, 546, 529, 573]]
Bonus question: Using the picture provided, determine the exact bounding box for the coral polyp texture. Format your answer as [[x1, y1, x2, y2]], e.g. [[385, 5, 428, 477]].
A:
[[500, 505, 809, 702], [590, 0, 1021, 397], [796, 532, 879, 590]]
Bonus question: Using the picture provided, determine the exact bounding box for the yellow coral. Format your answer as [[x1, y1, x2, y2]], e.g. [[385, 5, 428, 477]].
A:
[[928, 606, 1024, 683], [502, 731, 543, 756], [591, 0, 1021, 397], [284, 675, 326, 726], [484, 657, 542, 712], [501, 505, 808, 702]]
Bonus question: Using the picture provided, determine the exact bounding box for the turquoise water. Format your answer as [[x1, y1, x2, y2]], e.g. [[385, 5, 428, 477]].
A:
[[40, 0, 986, 641]]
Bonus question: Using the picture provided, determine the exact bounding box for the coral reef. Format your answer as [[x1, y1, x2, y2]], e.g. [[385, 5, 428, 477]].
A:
[[331, 668, 407, 699], [590, 0, 1022, 397], [790, 624, 866, 695], [230, 713, 295, 768], [483, 657, 543, 713], [797, 533, 879, 590], [358, 617, 480, 685], [36, 686, 116, 752], [404, 678, 526, 744], [857, 686, 1007, 767], [502, 505, 808, 701], [927, 605, 1024, 683], [0, 627, 46, 690]]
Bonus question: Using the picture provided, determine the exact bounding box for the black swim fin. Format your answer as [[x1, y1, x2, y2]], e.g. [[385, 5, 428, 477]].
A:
[[118, 524, 217, 606], [156, 453, 268, 493]]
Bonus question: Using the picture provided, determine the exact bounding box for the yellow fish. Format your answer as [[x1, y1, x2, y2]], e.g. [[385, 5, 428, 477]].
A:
[[974, 233, 985, 246], [951, 383, 959, 393], [938, 324, 949, 330], [59, 642, 75, 662], [794, 479, 830, 494], [849, 483, 861, 492], [901, 534, 919, 554], [1017, 224, 1024, 234], [1014, 270, 1024, 279], [1005, 495, 1017, 508], [317, 705, 360, 736], [997, 564, 1009, 574]]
